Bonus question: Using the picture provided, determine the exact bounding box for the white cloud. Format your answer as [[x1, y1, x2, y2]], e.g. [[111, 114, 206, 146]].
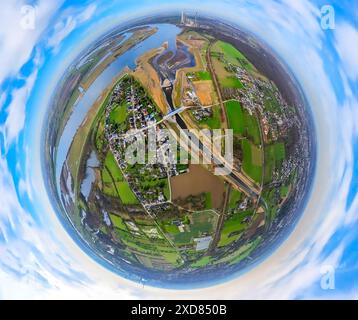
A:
[[0, 0, 63, 85], [335, 23, 358, 80], [2, 51, 40, 149], [47, 4, 97, 53]]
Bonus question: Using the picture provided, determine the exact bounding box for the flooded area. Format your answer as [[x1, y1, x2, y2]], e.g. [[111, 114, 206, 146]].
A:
[[170, 164, 225, 209], [80, 151, 99, 201], [151, 38, 196, 111]]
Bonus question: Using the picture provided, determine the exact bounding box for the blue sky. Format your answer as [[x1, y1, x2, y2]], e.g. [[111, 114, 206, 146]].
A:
[[0, 0, 357, 299]]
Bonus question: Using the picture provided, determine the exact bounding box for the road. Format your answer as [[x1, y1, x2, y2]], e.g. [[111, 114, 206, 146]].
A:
[[207, 185, 232, 254]]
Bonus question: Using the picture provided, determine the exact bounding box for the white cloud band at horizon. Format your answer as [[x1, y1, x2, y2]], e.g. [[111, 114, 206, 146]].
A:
[[0, 0, 357, 299]]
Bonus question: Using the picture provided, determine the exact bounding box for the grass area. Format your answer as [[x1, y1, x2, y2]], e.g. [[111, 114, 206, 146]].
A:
[[221, 76, 243, 88], [218, 210, 252, 247], [229, 189, 242, 210], [262, 188, 278, 223], [264, 143, 286, 183], [117, 181, 139, 205], [225, 100, 261, 145], [112, 217, 182, 267], [205, 192, 213, 209], [172, 211, 216, 245], [280, 185, 289, 198], [241, 139, 263, 184], [198, 105, 221, 130], [109, 103, 127, 124], [216, 236, 261, 264], [95, 114, 106, 152], [243, 110, 261, 145], [195, 71, 212, 80], [110, 214, 127, 231], [160, 251, 182, 266], [102, 152, 139, 205], [163, 223, 180, 234], [229, 237, 261, 265], [104, 151, 121, 176], [102, 168, 118, 197], [214, 41, 255, 72], [212, 57, 238, 89], [225, 100, 244, 134], [191, 256, 213, 268], [211, 40, 255, 89]]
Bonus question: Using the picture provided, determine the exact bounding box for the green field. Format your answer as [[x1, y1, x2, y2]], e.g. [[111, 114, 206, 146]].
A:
[[109, 103, 127, 124], [205, 192, 213, 209], [221, 76, 243, 88], [216, 236, 261, 264], [242, 110, 261, 145], [196, 71, 212, 80], [241, 139, 263, 184], [228, 189, 242, 210], [162, 223, 180, 234], [102, 152, 139, 204], [191, 256, 213, 268], [172, 211, 216, 245], [198, 105, 221, 130], [225, 100, 261, 145], [215, 41, 246, 63], [225, 100, 244, 134], [160, 250, 182, 266], [280, 185, 289, 198], [229, 237, 261, 265], [110, 214, 127, 231], [218, 210, 252, 247], [214, 41, 255, 72]]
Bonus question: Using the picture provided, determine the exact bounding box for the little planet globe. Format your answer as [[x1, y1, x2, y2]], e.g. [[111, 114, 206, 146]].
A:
[[44, 13, 314, 288]]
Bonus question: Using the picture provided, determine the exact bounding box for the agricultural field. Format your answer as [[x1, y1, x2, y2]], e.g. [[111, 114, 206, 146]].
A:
[[228, 189, 242, 210], [102, 152, 139, 205], [216, 237, 262, 265], [211, 41, 247, 89], [109, 103, 127, 124], [198, 105, 221, 130], [213, 40, 256, 73], [225, 100, 261, 145], [164, 211, 217, 246], [59, 21, 308, 282], [188, 71, 212, 81], [241, 139, 263, 184], [218, 210, 253, 247], [225, 100, 244, 134]]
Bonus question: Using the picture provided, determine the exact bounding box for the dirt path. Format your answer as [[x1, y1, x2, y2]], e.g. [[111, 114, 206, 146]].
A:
[[207, 185, 232, 254], [206, 40, 228, 129]]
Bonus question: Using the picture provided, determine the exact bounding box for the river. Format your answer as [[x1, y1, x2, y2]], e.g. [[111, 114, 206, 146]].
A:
[[56, 23, 184, 192]]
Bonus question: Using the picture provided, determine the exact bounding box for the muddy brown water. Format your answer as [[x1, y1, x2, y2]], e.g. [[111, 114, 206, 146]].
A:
[[170, 164, 225, 209]]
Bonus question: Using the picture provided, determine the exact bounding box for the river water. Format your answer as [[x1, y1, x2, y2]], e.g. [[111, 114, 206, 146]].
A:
[[56, 23, 184, 191]]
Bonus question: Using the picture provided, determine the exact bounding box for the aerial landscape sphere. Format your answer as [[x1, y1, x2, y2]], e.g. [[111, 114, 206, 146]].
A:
[[44, 13, 315, 288]]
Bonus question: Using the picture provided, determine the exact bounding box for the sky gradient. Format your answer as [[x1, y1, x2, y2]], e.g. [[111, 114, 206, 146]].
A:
[[0, 0, 357, 299]]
